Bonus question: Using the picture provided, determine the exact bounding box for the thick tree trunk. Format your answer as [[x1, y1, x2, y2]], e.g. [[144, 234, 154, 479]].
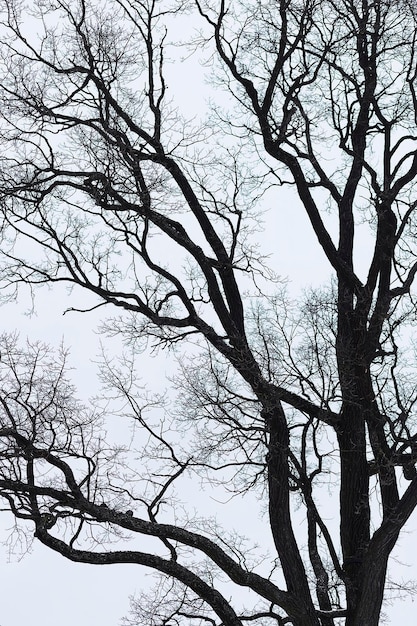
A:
[[352, 561, 388, 626], [336, 284, 371, 619], [265, 402, 320, 626], [337, 406, 370, 621]]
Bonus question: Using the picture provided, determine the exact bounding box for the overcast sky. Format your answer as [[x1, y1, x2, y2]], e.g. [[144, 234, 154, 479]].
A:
[[1, 3, 417, 626]]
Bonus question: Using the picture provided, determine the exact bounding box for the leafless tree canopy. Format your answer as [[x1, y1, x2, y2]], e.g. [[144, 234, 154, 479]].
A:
[[1, 0, 417, 624]]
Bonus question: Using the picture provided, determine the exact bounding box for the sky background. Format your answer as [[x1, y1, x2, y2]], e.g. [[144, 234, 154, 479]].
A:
[[0, 200, 416, 626], [0, 3, 417, 625]]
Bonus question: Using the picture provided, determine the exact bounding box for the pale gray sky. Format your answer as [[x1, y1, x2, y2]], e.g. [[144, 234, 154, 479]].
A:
[[0, 3, 417, 625]]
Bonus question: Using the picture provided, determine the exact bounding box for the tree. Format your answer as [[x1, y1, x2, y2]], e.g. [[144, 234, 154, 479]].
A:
[[0, 0, 417, 623]]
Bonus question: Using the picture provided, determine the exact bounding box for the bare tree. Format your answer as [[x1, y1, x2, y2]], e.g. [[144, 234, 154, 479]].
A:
[[0, 0, 417, 624]]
